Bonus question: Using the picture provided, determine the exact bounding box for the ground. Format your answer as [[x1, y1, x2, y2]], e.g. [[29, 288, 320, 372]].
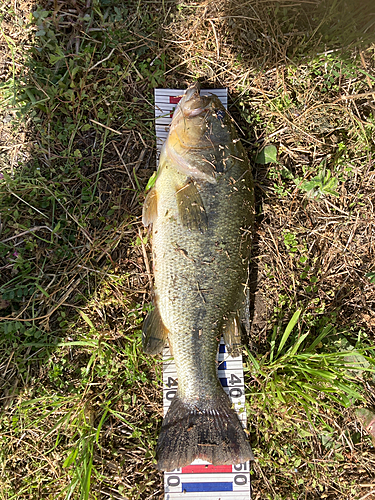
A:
[[1, 1, 375, 499]]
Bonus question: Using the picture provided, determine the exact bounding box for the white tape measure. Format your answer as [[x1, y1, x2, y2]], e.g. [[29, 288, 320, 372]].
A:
[[155, 88, 251, 500]]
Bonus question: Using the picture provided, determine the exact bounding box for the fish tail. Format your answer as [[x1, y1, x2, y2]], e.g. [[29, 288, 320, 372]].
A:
[[156, 391, 253, 471]]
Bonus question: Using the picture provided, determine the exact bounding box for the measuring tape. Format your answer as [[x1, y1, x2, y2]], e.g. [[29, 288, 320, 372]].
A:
[[155, 88, 251, 500]]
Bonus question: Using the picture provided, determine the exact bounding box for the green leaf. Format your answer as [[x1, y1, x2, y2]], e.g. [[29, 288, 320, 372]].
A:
[[296, 366, 337, 380], [35, 283, 50, 298], [276, 309, 302, 356], [63, 447, 78, 468], [366, 271, 375, 283], [305, 324, 333, 352], [79, 311, 95, 330], [145, 171, 158, 192], [49, 53, 64, 65], [245, 348, 260, 371], [269, 325, 277, 363], [71, 66, 81, 78], [96, 408, 109, 444], [255, 144, 278, 164], [286, 331, 310, 357], [280, 166, 294, 180], [52, 221, 61, 234], [335, 381, 362, 400], [299, 163, 339, 199], [292, 383, 317, 404]]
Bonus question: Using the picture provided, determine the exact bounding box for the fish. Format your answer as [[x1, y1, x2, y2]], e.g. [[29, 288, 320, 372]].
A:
[[142, 83, 254, 472]]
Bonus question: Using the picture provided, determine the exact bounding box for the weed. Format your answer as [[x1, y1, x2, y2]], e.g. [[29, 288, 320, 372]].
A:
[[282, 231, 299, 254], [248, 311, 373, 412], [255, 144, 278, 165], [297, 161, 340, 199], [245, 311, 375, 497]]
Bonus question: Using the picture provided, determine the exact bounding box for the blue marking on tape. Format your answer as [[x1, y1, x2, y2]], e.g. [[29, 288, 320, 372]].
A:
[[220, 378, 228, 387], [218, 361, 227, 370], [219, 344, 226, 353], [182, 482, 233, 492]]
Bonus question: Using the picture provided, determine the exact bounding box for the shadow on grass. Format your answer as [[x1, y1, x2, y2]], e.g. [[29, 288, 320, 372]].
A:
[[221, 0, 375, 67], [166, 0, 375, 78]]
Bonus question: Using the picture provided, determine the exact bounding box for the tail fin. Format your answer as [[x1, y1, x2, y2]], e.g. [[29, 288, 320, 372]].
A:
[[156, 391, 253, 471]]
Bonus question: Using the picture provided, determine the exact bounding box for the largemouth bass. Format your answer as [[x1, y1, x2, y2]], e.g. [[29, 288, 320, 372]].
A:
[[142, 84, 254, 471]]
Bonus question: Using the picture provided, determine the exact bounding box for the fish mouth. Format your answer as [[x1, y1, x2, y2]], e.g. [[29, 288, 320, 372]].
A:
[[179, 83, 210, 118], [184, 82, 200, 102], [184, 107, 207, 118]]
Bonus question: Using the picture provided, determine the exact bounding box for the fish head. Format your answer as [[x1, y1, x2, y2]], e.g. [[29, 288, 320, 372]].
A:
[[170, 84, 233, 147], [162, 84, 237, 183]]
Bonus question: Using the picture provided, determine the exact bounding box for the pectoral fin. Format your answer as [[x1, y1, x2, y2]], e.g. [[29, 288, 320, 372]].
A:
[[222, 313, 242, 357], [176, 181, 208, 232], [142, 305, 169, 355], [142, 188, 158, 227]]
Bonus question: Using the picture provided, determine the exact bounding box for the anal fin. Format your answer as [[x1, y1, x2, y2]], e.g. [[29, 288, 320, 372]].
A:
[[222, 313, 242, 357], [176, 181, 208, 232], [142, 305, 169, 355], [142, 188, 158, 227]]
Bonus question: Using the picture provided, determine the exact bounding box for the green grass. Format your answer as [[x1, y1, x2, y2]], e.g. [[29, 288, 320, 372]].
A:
[[1, 304, 163, 498], [1, 0, 375, 498], [245, 312, 375, 499]]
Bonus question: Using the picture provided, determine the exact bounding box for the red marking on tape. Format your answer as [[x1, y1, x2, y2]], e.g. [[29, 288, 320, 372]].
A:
[[169, 96, 182, 104], [181, 464, 233, 474], [169, 96, 182, 117]]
